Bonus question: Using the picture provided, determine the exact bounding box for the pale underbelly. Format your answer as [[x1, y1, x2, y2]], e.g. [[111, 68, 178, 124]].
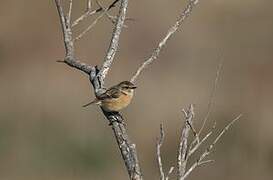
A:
[[101, 95, 133, 112]]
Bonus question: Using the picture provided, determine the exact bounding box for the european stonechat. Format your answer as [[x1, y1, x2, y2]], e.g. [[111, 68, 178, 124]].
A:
[[83, 81, 137, 112]]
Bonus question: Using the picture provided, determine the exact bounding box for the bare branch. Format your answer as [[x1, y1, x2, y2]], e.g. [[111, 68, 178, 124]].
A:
[[54, 0, 93, 74], [130, 0, 200, 83], [55, 1, 143, 178], [68, 0, 73, 22], [55, 1, 72, 54], [72, 8, 100, 27], [155, 125, 174, 180], [182, 114, 241, 179], [74, 11, 106, 42], [87, 0, 92, 11], [183, 108, 198, 138], [199, 159, 214, 166], [198, 58, 224, 136], [188, 124, 214, 157], [97, 111, 143, 180], [95, 0, 128, 28], [86, 1, 143, 179], [72, 0, 121, 27], [61, 57, 93, 74], [177, 104, 194, 180], [182, 161, 197, 179], [55, 1, 235, 180], [73, 0, 123, 42], [212, 114, 241, 146], [182, 159, 214, 179], [165, 166, 174, 180], [108, 0, 120, 10], [97, 0, 128, 86], [105, 15, 134, 27], [185, 57, 223, 157], [157, 124, 165, 180]]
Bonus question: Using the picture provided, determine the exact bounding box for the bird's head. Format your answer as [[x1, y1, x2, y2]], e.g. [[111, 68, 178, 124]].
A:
[[118, 81, 137, 93]]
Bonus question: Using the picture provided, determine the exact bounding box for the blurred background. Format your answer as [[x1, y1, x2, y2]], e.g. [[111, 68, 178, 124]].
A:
[[0, 0, 273, 179]]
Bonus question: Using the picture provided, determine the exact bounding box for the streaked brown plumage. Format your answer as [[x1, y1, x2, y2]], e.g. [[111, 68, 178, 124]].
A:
[[83, 81, 137, 112]]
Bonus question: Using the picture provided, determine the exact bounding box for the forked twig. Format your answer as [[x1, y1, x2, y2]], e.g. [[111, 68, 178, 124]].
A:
[[182, 114, 242, 179], [188, 122, 215, 157], [165, 166, 174, 180], [198, 58, 224, 137], [178, 104, 194, 179], [157, 124, 165, 180], [95, 0, 128, 28], [74, 11, 107, 42], [96, 0, 128, 86], [67, 0, 73, 22], [156, 126, 176, 180], [130, 0, 200, 83], [54, 1, 238, 180], [54, 0, 93, 74], [155, 103, 240, 180], [54, 1, 143, 179], [72, 8, 101, 27], [72, 0, 120, 27]]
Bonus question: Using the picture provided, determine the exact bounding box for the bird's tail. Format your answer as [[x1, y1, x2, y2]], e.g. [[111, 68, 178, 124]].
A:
[[82, 99, 100, 107]]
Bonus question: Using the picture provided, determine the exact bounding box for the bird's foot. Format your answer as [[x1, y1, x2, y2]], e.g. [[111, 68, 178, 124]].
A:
[[108, 112, 126, 126]]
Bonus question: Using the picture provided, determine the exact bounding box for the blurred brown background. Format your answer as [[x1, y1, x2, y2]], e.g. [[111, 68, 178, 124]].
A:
[[0, 0, 273, 179]]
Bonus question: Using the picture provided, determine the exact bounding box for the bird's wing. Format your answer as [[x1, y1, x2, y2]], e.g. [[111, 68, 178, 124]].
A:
[[99, 87, 121, 100], [82, 98, 100, 107]]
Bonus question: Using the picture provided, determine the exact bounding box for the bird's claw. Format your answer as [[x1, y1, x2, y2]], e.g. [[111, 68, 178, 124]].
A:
[[108, 114, 126, 126]]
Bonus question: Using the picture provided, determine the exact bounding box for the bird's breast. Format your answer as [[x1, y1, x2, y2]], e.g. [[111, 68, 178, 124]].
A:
[[101, 93, 133, 112]]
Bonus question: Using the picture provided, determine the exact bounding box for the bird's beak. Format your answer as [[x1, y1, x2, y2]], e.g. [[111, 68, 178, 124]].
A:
[[130, 86, 137, 89]]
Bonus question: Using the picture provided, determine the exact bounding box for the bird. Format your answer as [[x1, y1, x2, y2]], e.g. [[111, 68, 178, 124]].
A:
[[83, 81, 137, 112]]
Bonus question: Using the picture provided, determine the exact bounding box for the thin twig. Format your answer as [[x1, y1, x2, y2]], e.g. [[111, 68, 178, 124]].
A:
[[74, 0, 124, 42], [198, 58, 224, 136], [68, 0, 73, 22], [55, 0, 69, 42], [188, 58, 223, 153], [182, 159, 214, 179], [72, 0, 120, 27], [178, 104, 194, 180], [188, 123, 215, 157], [108, 0, 120, 10], [87, 0, 92, 11], [55, 1, 142, 178], [199, 159, 214, 166], [130, 0, 200, 83], [74, 11, 106, 42], [87, 1, 143, 179], [165, 166, 174, 180], [97, 0, 128, 86], [95, 0, 128, 28], [212, 114, 241, 146], [54, 0, 93, 74], [183, 108, 197, 138], [105, 15, 133, 28], [182, 114, 241, 179], [72, 8, 100, 27], [157, 124, 165, 180]]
